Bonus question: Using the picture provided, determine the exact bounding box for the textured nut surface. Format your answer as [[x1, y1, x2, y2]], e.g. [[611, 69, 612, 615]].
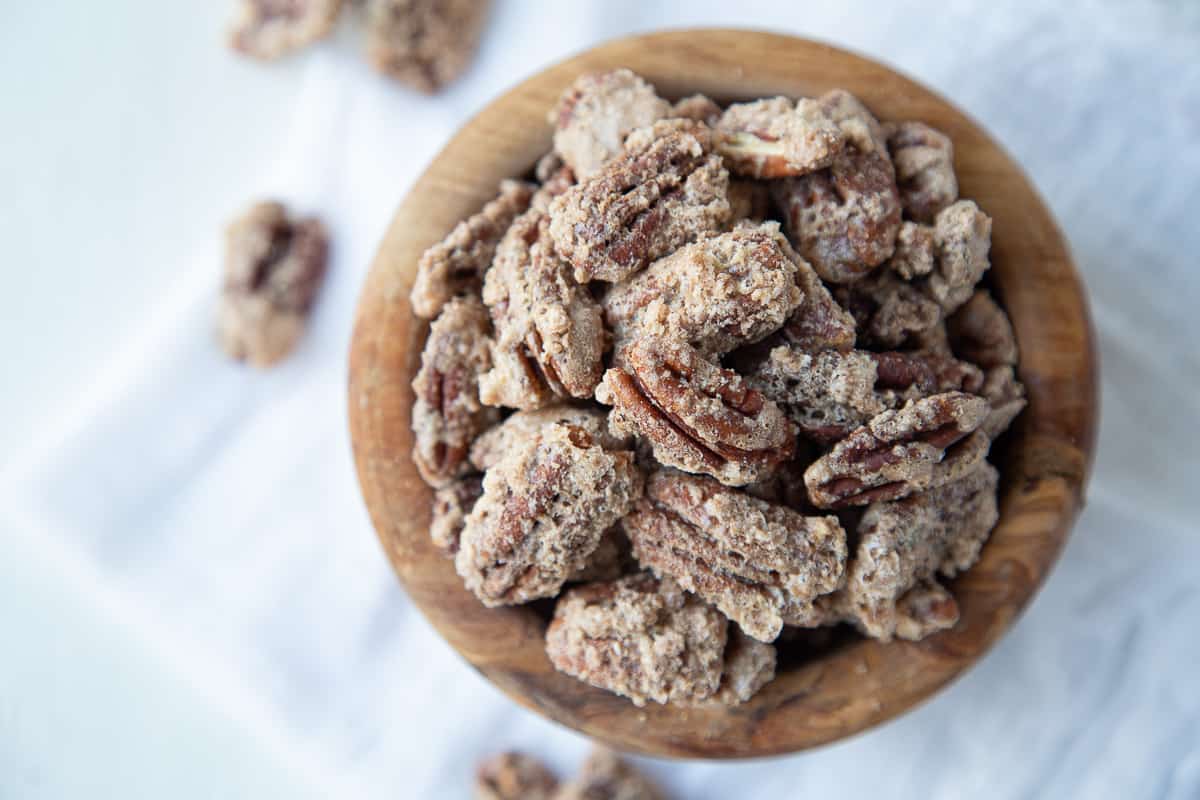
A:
[[554, 747, 669, 800], [411, 297, 500, 487], [671, 93, 723, 125], [455, 424, 642, 606], [835, 270, 943, 349], [948, 289, 1019, 368], [804, 392, 991, 508], [979, 365, 1027, 439], [475, 752, 559, 800], [545, 573, 726, 707], [218, 201, 329, 367], [831, 463, 998, 640], [886, 121, 959, 223], [602, 222, 802, 358], [364, 0, 490, 92], [228, 0, 343, 60], [714, 97, 844, 179], [710, 628, 777, 706], [551, 69, 671, 179], [548, 129, 731, 284], [430, 474, 483, 556], [927, 199, 992, 312], [893, 579, 960, 641], [469, 405, 628, 471], [480, 209, 605, 407], [625, 471, 845, 642], [888, 221, 937, 280], [726, 179, 774, 222], [411, 180, 535, 319], [600, 339, 796, 487]]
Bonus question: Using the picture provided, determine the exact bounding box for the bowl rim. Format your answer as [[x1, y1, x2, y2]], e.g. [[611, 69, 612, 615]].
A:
[[348, 28, 1098, 759]]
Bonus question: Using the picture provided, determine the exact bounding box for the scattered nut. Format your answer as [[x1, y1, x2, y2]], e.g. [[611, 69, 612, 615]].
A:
[[363, 0, 490, 92], [228, 0, 344, 60], [475, 752, 558, 800]]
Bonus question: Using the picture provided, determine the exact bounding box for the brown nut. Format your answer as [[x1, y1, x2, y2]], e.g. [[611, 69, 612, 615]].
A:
[[475, 752, 558, 800], [548, 128, 731, 284], [979, 365, 1027, 439], [709, 628, 777, 706], [228, 0, 343, 60], [886, 121, 959, 223], [714, 97, 845, 179], [411, 180, 535, 319], [554, 748, 669, 800], [430, 474, 483, 556], [926, 199, 992, 313], [834, 269, 943, 349], [804, 391, 991, 508], [671, 93, 723, 125], [455, 423, 643, 606], [893, 579, 960, 642], [947, 289, 1019, 368], [600, 339, 796, 487], [468, 404, 628, 471], [411, 297, 500, 487], [363, 0, 490, 93], [624, 471, 846, 642], [545, 573, 727, 707]]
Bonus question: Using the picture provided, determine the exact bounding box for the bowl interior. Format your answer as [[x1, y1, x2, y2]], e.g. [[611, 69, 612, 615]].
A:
[[348, 29, 1097, 758]]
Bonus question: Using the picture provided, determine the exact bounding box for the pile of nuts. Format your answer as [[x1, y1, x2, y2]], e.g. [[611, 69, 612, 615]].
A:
[[409, 69, 1026, 707]]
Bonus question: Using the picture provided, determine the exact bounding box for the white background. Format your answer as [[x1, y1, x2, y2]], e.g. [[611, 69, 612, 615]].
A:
[[2, 1, 1199, 797]]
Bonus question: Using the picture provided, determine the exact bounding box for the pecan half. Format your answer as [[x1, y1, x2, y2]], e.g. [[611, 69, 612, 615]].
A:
[[781, 241, 859, 353], [746, 345, 982, 445], [455, 423, 642, 606], [624, 471, 846, 642], [218, 200, 329, 368], [430, 474, 483, 556], [548, 128, 731, 284], [599, 339, 796, 487], [804, 392, 991, 508], [947, 289, 1019, 368], [545, 573, 726, 707], [469, 404, 628, 471], [479, 209, 604, 407], [834, 269, 942, 349], [671, 93, 723, 125], [555, 748, 668, 800], [475, 752, 558, 800], [829, 463, 998, 640], [709, 627, 777, 706], [772, 90, 901, 283], [979, 365, 1027, 439], [411, 179, 535, 319], [714, 97, 845, 179], [550, 69, 671, 179], [886, 121, 959, 223], [602, 222, 802, 359], [926, 199, 992, 312], [228, 0, 343, 60], [363, 0, 490, 93], [888, 220, 936, 280], [411, 297, 500, 487]]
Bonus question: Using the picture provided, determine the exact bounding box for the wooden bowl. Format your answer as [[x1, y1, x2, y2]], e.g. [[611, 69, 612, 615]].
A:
[[348, 29, 1098, 758]]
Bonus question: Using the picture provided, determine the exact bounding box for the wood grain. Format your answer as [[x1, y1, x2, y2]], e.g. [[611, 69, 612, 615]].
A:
[[347, 30, 1098, 758]]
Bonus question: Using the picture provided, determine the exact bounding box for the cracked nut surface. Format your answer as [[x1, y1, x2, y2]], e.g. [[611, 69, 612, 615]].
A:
[[624, 470, 846, 641], [411, 179, 534, 319], [228, 0, 343, 60], [469, 404, 628, 471], [714, 97, 845, 179], [364, 0, 490, 93], [455, 423, 642, 606], [411, 297, 500, 487], [600, 339, 796, 487], [548, 128, 730, 284], [804, 391, 991, 508], [602, 222, 802, 359], [835, 269, 943, 349], [926, 199, 992, 312], [475, 752, 558, 800], [219, 200, 329, 367], [886, 121, 959, 223], [710, 627, 777, 705], [545, 573, 726, 707]]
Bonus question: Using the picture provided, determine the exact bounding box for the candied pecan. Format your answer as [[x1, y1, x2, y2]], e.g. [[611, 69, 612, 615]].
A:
[[568, 527, 629, 583], [550, 69, 671, 179], [909, 320, 954, 357], [531, 164, 576, 214], [835, 270, 942, 349], [469, 405, 628, 471], [886, 121, 959, 223], [772, 90, 901, 284], [804, 392, 991, 508], [411, 297, 500, 487], [888, 221, 936, 279], [548, 129, 731, 284], [714, 97, 844, 179], [671, 93, 723, 124], [979, 365, 1027, 439], [948, 289, 1019, 368], [475, 752, 558, 800], [710, 627, 776, 705], [218, 200, 329, 367], [599, 339, 796, 487], [624, 471, 846, 642], [781, 242, 859, 353], [430, 474, 483, 556], [926, 200, 992, 312], [411, 180, 535, 319], [727, 179, 774, 222], [534, 151, 565, 184], [363, 0, 490, 93], [621, 117, 715, 154], [480, 210, 604, 407], [602, 222, 802, 358], [893, 579, 960, 641], [833, 463, 998, 640], [228, 0, 343, 60], [746, 345, 982, 445], [455, 423, 642, 606], [555, 748, 668, 800]]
